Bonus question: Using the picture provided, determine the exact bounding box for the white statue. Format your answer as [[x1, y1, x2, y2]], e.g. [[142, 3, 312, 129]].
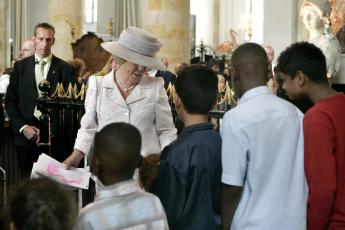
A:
[[301, 0, 341, 83]]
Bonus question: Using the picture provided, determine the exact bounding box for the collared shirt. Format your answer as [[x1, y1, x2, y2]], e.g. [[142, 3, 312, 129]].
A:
[[151, 123, 222, 230], [75, 179, 169, 230], [221, 86, 308, 230], [34, 53, 52, 80]]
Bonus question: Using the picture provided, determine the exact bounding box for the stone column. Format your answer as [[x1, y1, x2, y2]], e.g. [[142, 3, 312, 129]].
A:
[[136, 0, 190, 72], [48, 0, 83, 61]]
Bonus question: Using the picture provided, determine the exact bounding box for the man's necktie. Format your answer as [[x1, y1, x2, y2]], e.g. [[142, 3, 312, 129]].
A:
[[36, 60, 47, 90], [34, 60, 47, 118]]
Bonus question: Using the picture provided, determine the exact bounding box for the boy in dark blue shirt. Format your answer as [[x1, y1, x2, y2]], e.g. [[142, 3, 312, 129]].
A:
[[151, 64, 222, 230]]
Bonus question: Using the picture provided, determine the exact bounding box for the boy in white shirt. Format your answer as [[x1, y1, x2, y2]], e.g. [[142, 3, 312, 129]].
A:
[[75, 122, 168, 230]]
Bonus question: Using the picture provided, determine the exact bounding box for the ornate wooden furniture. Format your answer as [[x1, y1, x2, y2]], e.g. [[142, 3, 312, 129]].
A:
[[71, 32, 110, 73]]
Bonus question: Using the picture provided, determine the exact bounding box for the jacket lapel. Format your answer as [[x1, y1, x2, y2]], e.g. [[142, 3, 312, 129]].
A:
[[126, 76, 149, 105], [27, 56, 38, 98], [101, 71, 149, 107], [46, 55, 58, 94], [102, 71, 128, 108]]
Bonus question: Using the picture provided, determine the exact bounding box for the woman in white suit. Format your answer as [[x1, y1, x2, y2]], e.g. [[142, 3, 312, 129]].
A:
[[64, 27, 177, 168]]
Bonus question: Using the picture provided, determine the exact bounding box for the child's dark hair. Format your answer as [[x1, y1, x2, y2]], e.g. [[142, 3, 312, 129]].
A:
[[139, 153, 160, 191], [9, 178, 76, 230], [175, 64, 218, 114], [94, 122, 142, 175], [277, 42, 327, 83]]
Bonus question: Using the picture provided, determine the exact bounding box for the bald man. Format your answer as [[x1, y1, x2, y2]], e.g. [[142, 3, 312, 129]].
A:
[[19, 40, 35, 60], [264, 45, 276, 93], [264, 45, 275, 65], [161, 57, 169, 68], [220, 43, 308, 230], [156, 57, 175, 89]]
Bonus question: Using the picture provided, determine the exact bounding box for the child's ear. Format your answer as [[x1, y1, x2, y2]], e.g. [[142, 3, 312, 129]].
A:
[[90, 154, 100, 175], [175, 93, 182, 108], [295, 70, 307, 87]]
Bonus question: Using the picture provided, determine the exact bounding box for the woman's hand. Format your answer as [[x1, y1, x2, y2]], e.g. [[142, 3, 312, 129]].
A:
[[63, 149, 84, 169]]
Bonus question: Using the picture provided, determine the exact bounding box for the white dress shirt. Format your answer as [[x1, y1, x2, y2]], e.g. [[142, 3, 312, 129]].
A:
[[34, 53, 52, 80], [221, 86, 308, 230], [0, 74, 10, 94]]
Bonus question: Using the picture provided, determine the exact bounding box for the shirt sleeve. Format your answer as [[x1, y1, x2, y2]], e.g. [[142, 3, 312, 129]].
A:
[[151, 156, 187, 227], [73, 76, 99, 156], [220, 115, 248, 186], [4, 62, 26, 133], [19, 125, 28, 133], [304, 111, 336, 229], [154, 78, 177, 149]]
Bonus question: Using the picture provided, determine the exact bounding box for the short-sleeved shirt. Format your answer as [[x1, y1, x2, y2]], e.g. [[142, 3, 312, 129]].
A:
[[75, 179, 168, 230], [151, 123, 222, 230], [221, 86, 308, 230]]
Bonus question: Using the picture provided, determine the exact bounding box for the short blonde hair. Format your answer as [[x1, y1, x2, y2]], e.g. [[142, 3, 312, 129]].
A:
[[112, 55, 125, 65], [95, 55, 126, 76]]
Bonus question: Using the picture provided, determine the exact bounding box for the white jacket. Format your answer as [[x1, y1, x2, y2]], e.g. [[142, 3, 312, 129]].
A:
[[74, 70, 177, 157]]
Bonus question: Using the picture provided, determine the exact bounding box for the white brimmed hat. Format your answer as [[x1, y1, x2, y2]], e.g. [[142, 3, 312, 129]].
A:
[[101, 27, 166, 70]]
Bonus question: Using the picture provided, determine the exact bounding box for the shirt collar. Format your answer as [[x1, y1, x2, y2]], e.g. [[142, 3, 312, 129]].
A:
[[180, 122, 213, 136], [95, 178, 141, 201], [148, 69, 158, 77], [35, 53, 52, 64], [238, 86, 271, 104]]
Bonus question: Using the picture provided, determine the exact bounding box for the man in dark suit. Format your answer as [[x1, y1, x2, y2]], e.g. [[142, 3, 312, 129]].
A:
[[5, 22, 75, 177], [155, 70, 176, 89], [156, 57, 176, 89], [148, 57, 176, 89], [0, 96, 4, 155]]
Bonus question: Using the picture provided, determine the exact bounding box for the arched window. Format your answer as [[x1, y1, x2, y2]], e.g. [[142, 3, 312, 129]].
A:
[[85, 0, 98, 23]]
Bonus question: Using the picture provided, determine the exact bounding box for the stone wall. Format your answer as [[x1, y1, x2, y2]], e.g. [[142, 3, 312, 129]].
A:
[[48, 0, 83, 61], [137, 0, 190, 71]]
